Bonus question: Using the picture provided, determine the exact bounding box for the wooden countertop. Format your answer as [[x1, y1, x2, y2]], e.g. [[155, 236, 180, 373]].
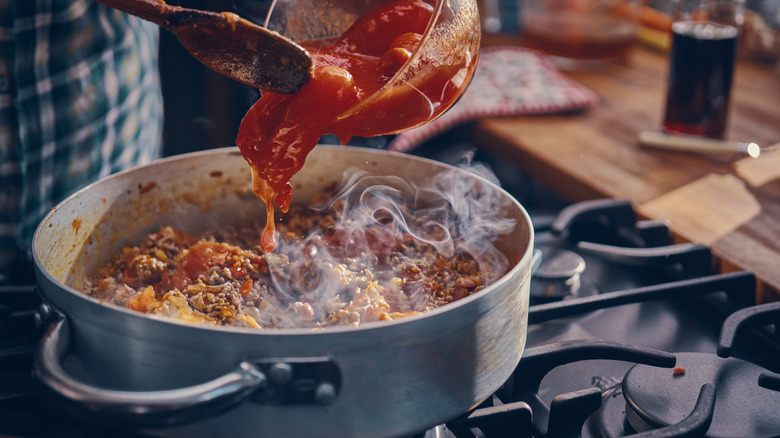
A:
[[470, 42, 780, 301]]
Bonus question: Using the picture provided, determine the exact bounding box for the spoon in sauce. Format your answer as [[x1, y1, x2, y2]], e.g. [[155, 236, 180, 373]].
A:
[[93, 0, 313, 94]]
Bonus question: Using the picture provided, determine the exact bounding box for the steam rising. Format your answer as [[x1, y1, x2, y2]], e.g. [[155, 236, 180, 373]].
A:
[[250, 154, 518, 328]]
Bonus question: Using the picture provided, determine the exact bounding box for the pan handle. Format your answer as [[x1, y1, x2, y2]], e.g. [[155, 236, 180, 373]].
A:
[[34, 311, 340, 428]]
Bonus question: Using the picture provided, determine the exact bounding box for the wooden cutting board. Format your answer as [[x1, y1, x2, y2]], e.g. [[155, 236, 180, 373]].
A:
[[471, 42, 780, 302]]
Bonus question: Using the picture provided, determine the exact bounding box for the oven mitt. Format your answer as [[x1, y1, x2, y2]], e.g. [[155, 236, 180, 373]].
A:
[[387, 46, 599, 152]]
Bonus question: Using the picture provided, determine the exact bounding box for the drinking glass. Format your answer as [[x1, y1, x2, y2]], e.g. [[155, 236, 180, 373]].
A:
[[662, 0, 744, 139]]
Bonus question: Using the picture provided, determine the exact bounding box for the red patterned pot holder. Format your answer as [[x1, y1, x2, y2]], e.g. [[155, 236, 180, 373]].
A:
[[388, 46, 599, 152]]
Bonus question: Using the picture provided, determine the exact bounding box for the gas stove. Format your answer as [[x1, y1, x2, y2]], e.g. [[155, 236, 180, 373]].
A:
[[425, 197, 780, 438], [2, 191, 780, 437]]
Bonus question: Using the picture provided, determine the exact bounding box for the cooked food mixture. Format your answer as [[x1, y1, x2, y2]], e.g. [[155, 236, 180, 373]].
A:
[[236, 0, 476, 252], [85, 197, 502, 329]]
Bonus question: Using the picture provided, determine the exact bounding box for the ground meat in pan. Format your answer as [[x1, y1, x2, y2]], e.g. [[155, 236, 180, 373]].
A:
[[85, 203, 506, 329]]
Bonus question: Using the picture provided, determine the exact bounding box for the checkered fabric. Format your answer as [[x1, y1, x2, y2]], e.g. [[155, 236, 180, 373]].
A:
[[0, 0, 163, 270]]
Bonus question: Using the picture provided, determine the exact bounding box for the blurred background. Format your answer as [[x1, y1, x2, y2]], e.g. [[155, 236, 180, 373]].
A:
[[158, 0, 780, 157]]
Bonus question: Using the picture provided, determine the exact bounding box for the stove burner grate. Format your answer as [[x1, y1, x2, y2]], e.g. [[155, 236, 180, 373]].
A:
[[623, 352, 780, 437]]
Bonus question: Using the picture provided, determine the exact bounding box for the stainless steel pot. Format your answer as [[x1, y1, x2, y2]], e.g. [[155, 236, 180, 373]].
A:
[[32, 146, 534, 438]]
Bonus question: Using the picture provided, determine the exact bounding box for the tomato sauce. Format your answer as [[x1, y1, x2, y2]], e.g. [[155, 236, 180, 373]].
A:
[[236, 0, 471, 252], [161, 241, 252, 291]]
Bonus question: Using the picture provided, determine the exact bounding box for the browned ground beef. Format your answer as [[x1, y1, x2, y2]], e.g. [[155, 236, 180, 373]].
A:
[[85, 202, 502, 329]]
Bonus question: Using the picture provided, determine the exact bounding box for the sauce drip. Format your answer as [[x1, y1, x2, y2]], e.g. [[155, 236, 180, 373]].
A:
[[236, 0, 468, 252]]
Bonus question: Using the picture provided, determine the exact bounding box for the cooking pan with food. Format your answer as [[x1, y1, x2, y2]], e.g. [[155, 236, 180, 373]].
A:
[[32, 146, 534, 438]]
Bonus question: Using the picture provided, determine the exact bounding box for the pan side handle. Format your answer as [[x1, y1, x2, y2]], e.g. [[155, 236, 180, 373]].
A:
[[34, 313, 340, 428]]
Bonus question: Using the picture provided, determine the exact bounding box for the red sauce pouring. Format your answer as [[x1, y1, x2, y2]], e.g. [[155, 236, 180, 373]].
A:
[[236, 0, 476, 252]]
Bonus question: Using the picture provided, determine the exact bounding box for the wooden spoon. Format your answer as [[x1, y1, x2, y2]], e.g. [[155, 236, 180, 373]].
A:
[[94, 0, 313, 94]]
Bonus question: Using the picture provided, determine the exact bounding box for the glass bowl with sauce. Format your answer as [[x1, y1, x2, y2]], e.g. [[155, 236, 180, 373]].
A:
[[520, 0, 641, 59], [248, 0, 481, 135]]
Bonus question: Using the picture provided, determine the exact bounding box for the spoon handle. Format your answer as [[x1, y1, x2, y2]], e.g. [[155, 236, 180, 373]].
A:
[[92, 0, 175, 27]]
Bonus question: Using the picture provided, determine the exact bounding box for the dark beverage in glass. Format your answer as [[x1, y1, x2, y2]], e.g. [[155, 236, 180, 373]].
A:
[[662, 21, 738, 139]]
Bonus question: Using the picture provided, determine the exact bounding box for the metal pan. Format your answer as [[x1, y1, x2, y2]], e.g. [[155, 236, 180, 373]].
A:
[[32, 146, 533, 438]]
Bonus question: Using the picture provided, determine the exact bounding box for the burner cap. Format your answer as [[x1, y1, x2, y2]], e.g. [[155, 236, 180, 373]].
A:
[[531, 247, 587, 302], [622, 352, 780, 437]]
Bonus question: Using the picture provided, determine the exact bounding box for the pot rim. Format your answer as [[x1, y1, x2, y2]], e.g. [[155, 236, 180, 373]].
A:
[[32, 146, 534, 337]]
